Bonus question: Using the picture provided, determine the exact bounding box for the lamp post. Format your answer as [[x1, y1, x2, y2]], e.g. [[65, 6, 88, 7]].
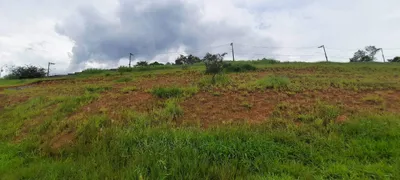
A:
[[318, 45, 329, 62], [47, 62, 55, 77]]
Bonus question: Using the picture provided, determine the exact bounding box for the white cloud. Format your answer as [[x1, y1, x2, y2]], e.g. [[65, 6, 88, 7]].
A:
[[1, 0, 400, 77]]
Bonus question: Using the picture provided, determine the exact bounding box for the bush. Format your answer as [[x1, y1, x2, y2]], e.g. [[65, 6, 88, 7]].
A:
[[203, 53, 227, 84], [224, 63, 257, 73], [5, 65, 46, 79], [256, 76, 291, 90], [388, 57, 400, 63], [257, 58, 280, 64]]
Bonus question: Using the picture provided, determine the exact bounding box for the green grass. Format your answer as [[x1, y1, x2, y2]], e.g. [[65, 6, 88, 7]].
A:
[[256, 75, 291, 90], [1, 114, 399, 179], [151, 86, 198, 98], [120, 86, 138, 93]]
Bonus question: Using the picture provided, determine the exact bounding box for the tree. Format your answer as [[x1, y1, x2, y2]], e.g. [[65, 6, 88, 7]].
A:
[[174, 54, 201, 65], [175, 55, 186, 65], [350, 46, 379, 62], [202, 52, 227, 83], [135, 61, 148, 67], [5, 65, 46, 79], [149, 61, 164, 66], [388, 57, 400, 62]]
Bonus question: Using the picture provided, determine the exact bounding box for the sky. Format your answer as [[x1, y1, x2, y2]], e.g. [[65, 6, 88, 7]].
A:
[[1, 0, 400, 76]]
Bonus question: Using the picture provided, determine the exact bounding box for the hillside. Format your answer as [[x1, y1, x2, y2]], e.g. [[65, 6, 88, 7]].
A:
[[1, 61, 400, 179]]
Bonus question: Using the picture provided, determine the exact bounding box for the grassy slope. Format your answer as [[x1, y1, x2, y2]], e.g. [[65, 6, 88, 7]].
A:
[[1, 61, 400, 179]]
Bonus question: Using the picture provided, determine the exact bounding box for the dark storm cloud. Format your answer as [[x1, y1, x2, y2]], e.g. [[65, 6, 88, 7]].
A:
[[55, 0, 275, 69]]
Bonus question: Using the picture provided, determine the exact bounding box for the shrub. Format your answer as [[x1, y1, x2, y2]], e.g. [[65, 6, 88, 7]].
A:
[[256, 76, 290, 90], [135, 61, 148, 67], [224, 63, 257, 73], [388, 57, 400, 63], [149, 61, 164, 66], [5, 65, 46, 79], [203, 53, 227, 84], [257, 58, 280, 64]]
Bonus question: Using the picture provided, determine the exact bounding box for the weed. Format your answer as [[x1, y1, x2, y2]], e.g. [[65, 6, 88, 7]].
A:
[[121, 86, 138, 93], [164, 99, 184, 120], [85, 86, 112, 93], [241, 102, 253, 110], [198, 74, 231, 87], [114, 77, 133, 83], [362, 95, 385, 105], [151, 86, 198, 98]]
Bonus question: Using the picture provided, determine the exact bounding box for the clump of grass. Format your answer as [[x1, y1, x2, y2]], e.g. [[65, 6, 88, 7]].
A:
[[164, 99, 184, 119], [256, 75, 290, 90], [151, 86, 198, 98], [121, 86, 138, 93], [241, 102, 253, 110], [362, 95, 385, 105], [114, 77, 133, 83], [85, 85, 112, 93], [198, 74, 231, 87]]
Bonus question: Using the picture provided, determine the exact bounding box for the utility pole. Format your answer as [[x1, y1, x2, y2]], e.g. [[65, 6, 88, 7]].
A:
[[129, 53, 134, 68], [47, 62, 55, 77], [230, 43, 235, 61], [378, 48, 386, 63], [318, 45, 328, 62]]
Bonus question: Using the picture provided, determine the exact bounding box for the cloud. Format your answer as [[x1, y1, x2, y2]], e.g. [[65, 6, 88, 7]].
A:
[[55, 0, 276, 70]]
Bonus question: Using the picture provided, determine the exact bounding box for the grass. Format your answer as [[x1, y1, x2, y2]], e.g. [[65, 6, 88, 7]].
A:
[[255, 75, 291, 90], [85, 85, 112, 93], [121, 86, 138, 93], [1, 61, 400, 179], [1, 114, 399, 179], [151, 86, 198, 98]]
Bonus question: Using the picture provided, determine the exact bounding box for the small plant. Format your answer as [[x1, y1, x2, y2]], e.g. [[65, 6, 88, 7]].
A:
[[362, 95, 385, 105], [121, 86, 138, 93], [114, 77, 133, 83], [256, 76, 291, 90], [85, 86, 112, 93], [241, 102, 253, 110]]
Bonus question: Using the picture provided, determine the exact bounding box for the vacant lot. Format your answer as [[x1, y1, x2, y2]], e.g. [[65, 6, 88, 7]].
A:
[[1, 62, 400, 179]]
